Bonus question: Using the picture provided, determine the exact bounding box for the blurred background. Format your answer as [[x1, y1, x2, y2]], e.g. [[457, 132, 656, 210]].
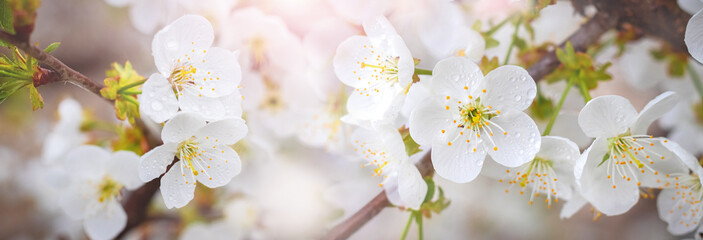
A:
[[0, 0, 690, 239]]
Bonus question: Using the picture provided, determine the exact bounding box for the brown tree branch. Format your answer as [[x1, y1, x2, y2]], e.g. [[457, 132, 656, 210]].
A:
[[574, 0, 692, 53], [0, 30, 104, 96], [527, 11, 618, 81]]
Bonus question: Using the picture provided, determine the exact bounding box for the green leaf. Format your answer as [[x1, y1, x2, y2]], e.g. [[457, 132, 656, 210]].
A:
[[479, 56, 500, 75], [0, 79, 29, 104], [44, 42, 60, 53], [0, 0, 14, 34], [484, 35, 499, 49], [28, 84, 43, 110]]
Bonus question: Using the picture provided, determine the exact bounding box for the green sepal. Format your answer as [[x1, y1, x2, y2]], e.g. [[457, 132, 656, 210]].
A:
[[400, 128, 422, 157], [28, 83, 42, 110], [100, 61, 144, 125]]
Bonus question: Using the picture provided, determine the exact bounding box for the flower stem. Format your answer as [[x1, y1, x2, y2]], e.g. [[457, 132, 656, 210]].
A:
[[577, 76, 592, 103], [415, 211, 424, 240], [120, 90, 142, 95], [117, 79, 147, 93], [543, 79, 573, 136], [414, 68, 433, 75], [400, 212, 414, 240], [503, 17, 522, 65], [688, 64, 703, 114], [485, 16, 511, 36]]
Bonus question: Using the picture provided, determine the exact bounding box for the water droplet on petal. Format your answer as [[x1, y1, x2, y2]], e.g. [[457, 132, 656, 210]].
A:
[[151, 101, 164, 111]]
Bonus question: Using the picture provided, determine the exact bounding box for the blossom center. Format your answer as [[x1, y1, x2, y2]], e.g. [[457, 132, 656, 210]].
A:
[[603, 133, 667, 189], [667, 174, 703, 228], [442, 95, 506, 152], [169, 63, 198, 92], [259, 76, 285, 113], [359, 54, 400, 83], [97, 176, 123, 203], [354, 140, 395, 187], [499, 157, 560, 207]]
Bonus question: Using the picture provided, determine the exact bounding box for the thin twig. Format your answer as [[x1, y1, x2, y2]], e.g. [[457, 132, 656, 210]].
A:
[[0, 30, 104, 96]]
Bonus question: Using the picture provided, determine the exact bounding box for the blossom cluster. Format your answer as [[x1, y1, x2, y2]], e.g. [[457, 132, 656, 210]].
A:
[[8, 0, 703, 239]]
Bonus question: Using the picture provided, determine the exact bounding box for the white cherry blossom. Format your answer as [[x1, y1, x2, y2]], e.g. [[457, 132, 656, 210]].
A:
[[408, 57, 540, 183], [139, 113, 247, 208], [656, 140, 703, 235], [575, 92, 689, 216], [334, 15, 415, 124], [484, 136, 580, 207], [140, 14, 241, 123], [350, 125, 427, 209], [59, 146, 143, 240], [42, 98, 87, 164]]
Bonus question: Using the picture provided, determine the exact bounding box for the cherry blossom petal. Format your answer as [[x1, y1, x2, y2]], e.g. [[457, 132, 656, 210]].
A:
[[139, 74, 179, 123], [60, 183, 94, 220], [83, 201, 127, 240], [195, 145, 241, 188], [409, 100, 454, 146], [346, 84, 404, 121], [560, 192, 587, 219], [537, 136, 580, 165], [432, 131, 486, 183], [362, 15, 398, 39], [631, 91, 679, 135], [64, 145, 110, 180], [195, 118, 248, 145], [686, 9, 703, 64], [108, 151, 143, 190], [485, 111, 541, 168], [178, 91, 226, 121], [481, 65, 536, 112], [431, 57, 483, 103], [657, 188, 700, 235], [152, 15, 214, 75], [333, 36, 378, 89], [577, 137, 639, 216], [397, 163, 428, 210], [578, 95, 638, 138], [161, 165, 196, 209], [139, 143, 177, 182], [161, 113, 206, 144], [191, 47, 241, 98]]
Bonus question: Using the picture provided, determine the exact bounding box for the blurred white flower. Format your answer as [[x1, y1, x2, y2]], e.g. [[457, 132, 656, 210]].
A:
[[140, 15, 241, 123], [59, 146, 143, 240], [350, 125, 427, 209], [219, 7, 305, 74], [656, 140, 703, 235], [575, 92, 689, 216], [408, 57, 540, 183], [484, 136, 580, 207], [334, 15, 414, 124], [139, 113, 247, 208], [42, 98, 87, 164], [180, 222, 235, 240]]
